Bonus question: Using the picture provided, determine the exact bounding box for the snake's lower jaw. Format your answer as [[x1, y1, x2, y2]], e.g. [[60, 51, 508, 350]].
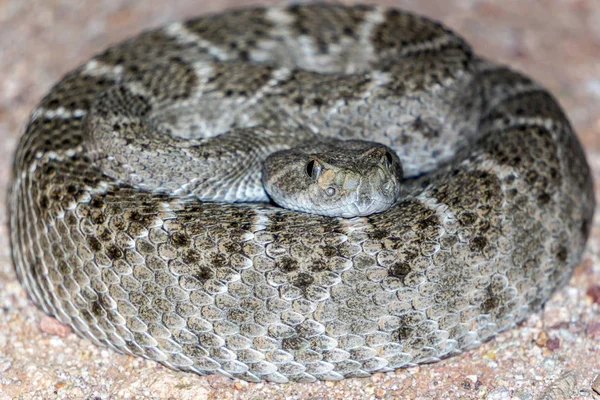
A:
[[351, 204, 390, 218]]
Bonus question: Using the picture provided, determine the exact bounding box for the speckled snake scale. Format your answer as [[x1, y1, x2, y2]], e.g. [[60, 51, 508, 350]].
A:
[[8, 4, 595, 382]]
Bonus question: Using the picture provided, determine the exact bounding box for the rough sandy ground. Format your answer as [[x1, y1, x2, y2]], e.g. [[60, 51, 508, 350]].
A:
[[0, 0, 599, 399]]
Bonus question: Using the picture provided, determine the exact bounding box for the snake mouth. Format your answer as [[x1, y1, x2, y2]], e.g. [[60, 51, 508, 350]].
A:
[[336, 198, 395, 218]]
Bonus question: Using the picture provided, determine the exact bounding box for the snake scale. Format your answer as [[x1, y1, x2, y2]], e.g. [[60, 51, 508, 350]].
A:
[[8, 4, 595, 382]]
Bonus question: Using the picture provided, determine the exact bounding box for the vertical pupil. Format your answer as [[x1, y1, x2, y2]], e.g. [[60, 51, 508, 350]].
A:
[[385, 151, 393, 166], [306, 160, 315, 177]]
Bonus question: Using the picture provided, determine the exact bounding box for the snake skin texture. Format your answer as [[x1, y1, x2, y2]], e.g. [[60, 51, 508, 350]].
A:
[[8, 4, 595, 382]]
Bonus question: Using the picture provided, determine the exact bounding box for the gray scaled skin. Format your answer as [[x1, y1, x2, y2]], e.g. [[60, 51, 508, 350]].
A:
[[7, 4, 595, 383]]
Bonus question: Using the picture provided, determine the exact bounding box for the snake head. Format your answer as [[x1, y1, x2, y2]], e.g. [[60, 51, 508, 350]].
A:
[[263, 139, 403, 217]]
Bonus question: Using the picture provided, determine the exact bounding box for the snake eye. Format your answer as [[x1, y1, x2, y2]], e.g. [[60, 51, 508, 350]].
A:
[[306, 159, 322, 180], [325, 187, 336, 196], [383, 151, 394, 168]]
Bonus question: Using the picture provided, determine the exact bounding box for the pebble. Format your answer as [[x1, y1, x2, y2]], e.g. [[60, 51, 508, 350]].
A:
[[586, 322, 600, 336], [545, 337, 560, 351], [39, 316, 72, 337], [487, 386, 511, 400], [0, 357, 12, 373], [536, 331, 549, 347], [586, 285, 600, 303]]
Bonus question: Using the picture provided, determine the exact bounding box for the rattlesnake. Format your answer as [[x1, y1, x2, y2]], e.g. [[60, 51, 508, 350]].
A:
[[8, 4, 595, 382]]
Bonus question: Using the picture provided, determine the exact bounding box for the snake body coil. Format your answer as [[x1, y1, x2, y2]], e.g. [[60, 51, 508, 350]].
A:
[[9, 5, 595, 382]]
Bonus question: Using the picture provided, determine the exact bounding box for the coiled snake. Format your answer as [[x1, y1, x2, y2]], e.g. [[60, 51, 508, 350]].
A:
[[8, 4, 595, 382]]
